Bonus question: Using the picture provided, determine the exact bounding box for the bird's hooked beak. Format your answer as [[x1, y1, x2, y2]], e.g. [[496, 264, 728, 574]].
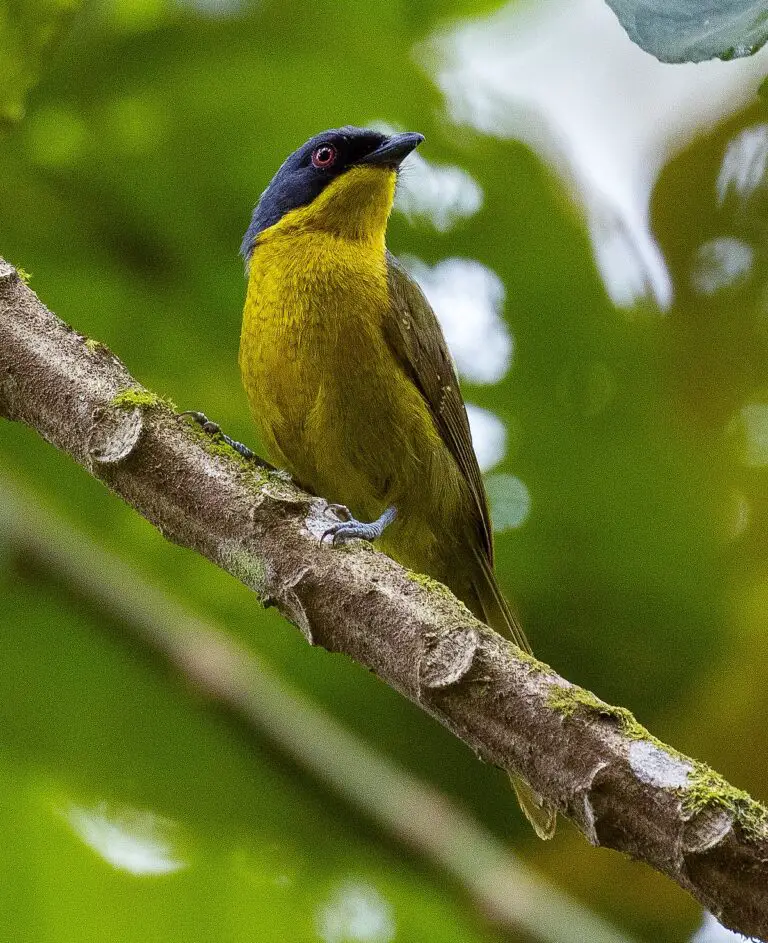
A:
[[358, 132, 424, 169]]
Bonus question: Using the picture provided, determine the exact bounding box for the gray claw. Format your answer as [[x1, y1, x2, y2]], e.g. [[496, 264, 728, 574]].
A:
[[321, 506, 397, 546]]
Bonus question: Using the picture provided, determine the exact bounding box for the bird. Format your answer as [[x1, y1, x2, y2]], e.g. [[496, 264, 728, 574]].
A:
[[236, 126, 556, 839]]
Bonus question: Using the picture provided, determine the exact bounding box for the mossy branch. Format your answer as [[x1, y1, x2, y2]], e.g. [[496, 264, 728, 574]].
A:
[[0, 475, 632, 943], [1, 257, 767, 941]]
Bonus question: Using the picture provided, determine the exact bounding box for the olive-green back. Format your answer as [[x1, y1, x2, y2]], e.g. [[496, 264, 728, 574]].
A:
[[383, 253, 531, 655], [384, 254, 556, 839]]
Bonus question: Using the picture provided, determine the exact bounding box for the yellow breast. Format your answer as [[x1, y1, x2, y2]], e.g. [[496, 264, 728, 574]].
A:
[[240, 225, 388, 435], [240, 166, 397, 442], [238, 165, 448, 564]]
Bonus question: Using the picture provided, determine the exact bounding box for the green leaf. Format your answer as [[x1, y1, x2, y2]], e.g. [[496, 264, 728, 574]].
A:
[[604, 0, 768, 63]]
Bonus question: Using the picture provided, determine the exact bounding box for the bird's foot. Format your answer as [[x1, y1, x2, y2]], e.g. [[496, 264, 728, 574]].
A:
[[181, 410, 258, 462], [322, 505, 397, 546]]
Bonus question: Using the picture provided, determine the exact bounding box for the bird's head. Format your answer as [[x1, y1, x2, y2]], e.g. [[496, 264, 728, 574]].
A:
[[241, 126, 423, 260]]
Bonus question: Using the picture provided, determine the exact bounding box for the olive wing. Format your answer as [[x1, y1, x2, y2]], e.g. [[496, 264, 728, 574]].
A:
[[385, 256, 551, 831], [383, 253, 493, 562], [383, 253, 533, 656]]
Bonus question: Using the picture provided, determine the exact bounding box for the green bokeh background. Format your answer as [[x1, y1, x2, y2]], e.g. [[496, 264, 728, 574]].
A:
[[1, 0, 767, 940]]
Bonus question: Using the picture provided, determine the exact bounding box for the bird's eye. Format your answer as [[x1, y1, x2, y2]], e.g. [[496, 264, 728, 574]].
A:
[[311, 144, 337, 169]]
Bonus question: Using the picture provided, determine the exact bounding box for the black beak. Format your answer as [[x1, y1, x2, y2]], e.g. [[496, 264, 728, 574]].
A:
[[359, 132, 424, 169]]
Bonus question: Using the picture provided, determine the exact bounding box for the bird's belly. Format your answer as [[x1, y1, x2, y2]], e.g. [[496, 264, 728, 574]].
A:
[[242, 294, 427, 500], [243, 310, 447, 530], [239, 232, 467, 578], [308, 366, 435, 512]]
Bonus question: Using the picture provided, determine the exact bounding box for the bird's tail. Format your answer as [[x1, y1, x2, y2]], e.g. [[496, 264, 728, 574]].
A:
[[471, 546, 558, 840], [510, 774, 557, 840], [470, 544, 532, 653]]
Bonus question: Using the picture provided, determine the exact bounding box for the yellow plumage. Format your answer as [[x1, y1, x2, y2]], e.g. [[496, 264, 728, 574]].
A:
[[241, 167, 457, 580], [239, 136, 556, 839]]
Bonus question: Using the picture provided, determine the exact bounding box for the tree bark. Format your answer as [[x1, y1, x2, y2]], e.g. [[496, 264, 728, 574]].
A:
[[1, 258, 766, 940]]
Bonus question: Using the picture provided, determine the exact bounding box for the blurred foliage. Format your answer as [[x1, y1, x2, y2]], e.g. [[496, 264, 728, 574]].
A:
[[0, 574, 493, 943], [604, 0, 768, 63], [1, 0, 768, 941], [0, 0, 85, 123]]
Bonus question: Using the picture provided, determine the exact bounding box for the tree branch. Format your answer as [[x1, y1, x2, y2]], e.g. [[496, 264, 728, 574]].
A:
[[1, 257, 766, 941], [0, 474, 635, 943]]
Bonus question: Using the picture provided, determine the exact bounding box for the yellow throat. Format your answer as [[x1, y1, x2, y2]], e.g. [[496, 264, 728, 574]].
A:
[[238, 165, 399, 482]]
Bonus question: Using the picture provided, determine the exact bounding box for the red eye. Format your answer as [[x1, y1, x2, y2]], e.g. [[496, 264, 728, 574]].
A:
[[311, 144, 337, 169]]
